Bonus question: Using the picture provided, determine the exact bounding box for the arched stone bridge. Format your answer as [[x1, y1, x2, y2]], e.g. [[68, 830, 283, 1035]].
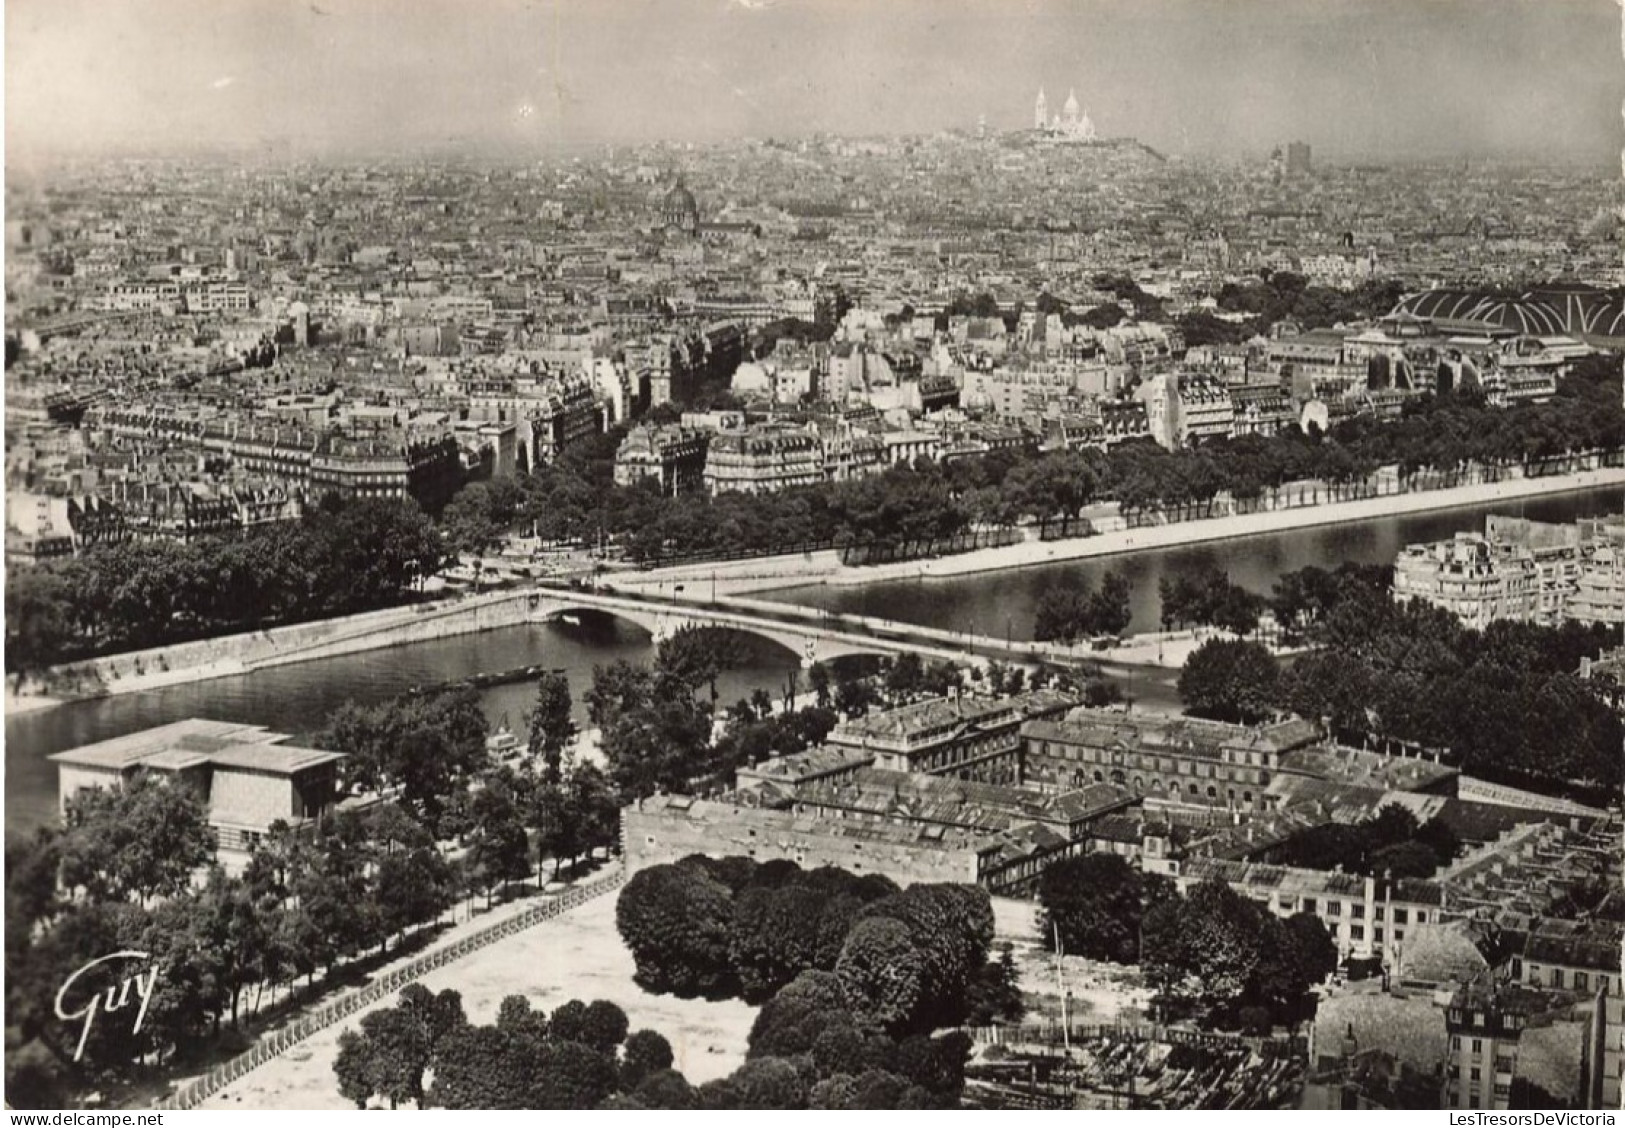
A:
[[522, 586, 1004, 669]]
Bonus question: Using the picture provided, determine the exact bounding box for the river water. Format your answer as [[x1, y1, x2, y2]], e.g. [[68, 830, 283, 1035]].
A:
[[7, 485, 1620, 836], [5, 616, 802, 836], [766, 488, 1625, 638]]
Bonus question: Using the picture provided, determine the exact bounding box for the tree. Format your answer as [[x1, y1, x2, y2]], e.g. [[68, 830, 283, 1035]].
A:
[[186, 866, 277, 1032], [600, 695, 714, 799], [922, 660, 961, 698], [859, 884, 994, 1032], [1032, 571, 1135, 644], [530, 778, 583, 881], [884, 653, 925, 701], [570, 762, 624, 861], [439, 480, 509, 561], [1284, 912, 1338, 987], [836, 916, 924, 1035], [1033, 584, 1093, 645], [808, 661, 833, 708], [747, 970, 858, 1058], [335, 988, 467, 1111], [400, 984, 468, 1047], [834, 674, 875, 717], [728, 883, 829, 1001], [724, 1056, 809, 1109], [1038, 853, 1152, 963], [334, 1006, 433, 1108], [1142, 879, 1262, 1022], [1090, 571, 1133, 637], [496, 994, 550, 1040], [428, 1024, 538, 1109], [530, 1039, 620, 1108], [318, 687, 490, 834], [586, 659, 655, 729], [1178, 639, 1280, 723], [467, 780, 532, 905], [655, 625, 736, 706], [334, 1028, 377, 1109], [571, 1000, 629, 1054], [58, 772, 214, 903], [964, 943, 1025, 1026], [375, 844, 456, 940], [621, 1029, 675, 1090], [615, 863, 737, 997], [1369, 840, 1439, 880], [4, 1034, 69, 1110], [635, 1068, 698, 1108], [527, 671, 577, 783], [5, 565, 79, 680]]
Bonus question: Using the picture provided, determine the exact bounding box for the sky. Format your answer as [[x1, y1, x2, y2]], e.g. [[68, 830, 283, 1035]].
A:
[[5, 0, 1623, 163]]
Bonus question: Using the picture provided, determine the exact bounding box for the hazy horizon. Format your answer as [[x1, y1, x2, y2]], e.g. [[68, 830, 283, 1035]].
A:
[[7, 0, 1623, 164]]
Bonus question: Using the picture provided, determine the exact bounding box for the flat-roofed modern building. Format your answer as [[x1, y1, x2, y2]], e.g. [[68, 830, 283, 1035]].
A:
[[49, 718, 346, 853]]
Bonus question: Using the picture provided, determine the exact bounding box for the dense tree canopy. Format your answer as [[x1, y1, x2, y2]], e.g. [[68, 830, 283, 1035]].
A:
[[1142, 878, 1333, 1028], [1038, 853, 1176, 964], [57, 773, 214, 904], [1033, 571, 1133, 644], [1271, 805, 1459, 879], [317, 686, 490, 834], [1178, 639, 1281, 723], [613, 855, 1014, 1048], [6, 793, 468, 1106], [7, 498, 443, 670], [1270, 566, 1623, 800]]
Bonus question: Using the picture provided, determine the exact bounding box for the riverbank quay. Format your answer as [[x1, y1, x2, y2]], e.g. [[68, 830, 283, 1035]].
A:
[[2, 692, 63, 716], [10, 588, 537, 711], [614, 464, 1625, 597]]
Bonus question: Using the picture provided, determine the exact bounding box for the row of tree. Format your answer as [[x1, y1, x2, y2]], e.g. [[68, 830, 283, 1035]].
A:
[[5, 781, 474, 1106], [335, 988, 675, 1110], [6, 498, 444, 674], [436, 355, 1625, 566], [335, 973, 984, 1110]]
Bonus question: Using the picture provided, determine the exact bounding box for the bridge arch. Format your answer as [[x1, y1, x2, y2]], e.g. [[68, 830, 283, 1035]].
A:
[[524, 593, 895, 668]]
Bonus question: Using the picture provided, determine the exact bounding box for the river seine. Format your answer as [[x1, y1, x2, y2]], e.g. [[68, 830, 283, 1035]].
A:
[[768, 488, 1625, 637], [6, 485, 1620, 835]]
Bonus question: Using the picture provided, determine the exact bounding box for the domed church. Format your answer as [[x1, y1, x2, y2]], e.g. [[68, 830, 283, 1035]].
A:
[[661, 175, 700, 236]]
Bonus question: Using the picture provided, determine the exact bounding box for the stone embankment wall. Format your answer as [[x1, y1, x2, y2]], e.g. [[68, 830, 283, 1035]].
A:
[[28, 590, 535, 703]]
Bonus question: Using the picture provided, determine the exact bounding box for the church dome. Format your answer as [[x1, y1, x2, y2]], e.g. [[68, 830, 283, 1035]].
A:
[[661, 178, 700, 234]]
